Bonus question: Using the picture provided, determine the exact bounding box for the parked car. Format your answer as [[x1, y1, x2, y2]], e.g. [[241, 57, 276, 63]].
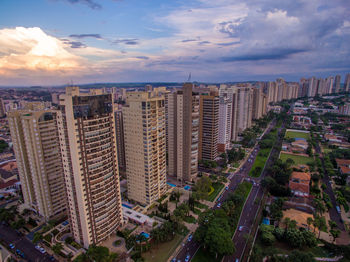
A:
[[187, 234, 193, 242], [217, 203, 221, 208], [185, 255, 191, 262], [238, 226, 244, 231]]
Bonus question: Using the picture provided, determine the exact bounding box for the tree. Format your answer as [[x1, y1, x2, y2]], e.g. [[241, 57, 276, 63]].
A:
[[330, 229, 340, 243], [260, 225, 276, 245], [307, 217, 313, 231], [33, 232, 43, 243], [193, 176, 212, 200], [313, 198, 326, 216], [52, 243, 63, 255], [74, 245, 118, 262]]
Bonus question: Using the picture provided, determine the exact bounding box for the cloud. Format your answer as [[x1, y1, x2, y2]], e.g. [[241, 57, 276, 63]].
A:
[[136, 56, 149, 60], [113, 38, 139, 45], [69, 33, 102, 39], [220, 48, 308, 62], [62, 0, 102, 10], [181, 39, 197, 43], [0, 27, 82, 76]]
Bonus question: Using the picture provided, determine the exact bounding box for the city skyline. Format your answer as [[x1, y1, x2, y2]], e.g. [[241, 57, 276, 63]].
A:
[[0, 0, 349, 86]]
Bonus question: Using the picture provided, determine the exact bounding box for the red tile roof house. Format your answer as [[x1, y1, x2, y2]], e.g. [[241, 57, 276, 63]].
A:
[[289, 172, 311, 197], [335, 159, 350, 184]]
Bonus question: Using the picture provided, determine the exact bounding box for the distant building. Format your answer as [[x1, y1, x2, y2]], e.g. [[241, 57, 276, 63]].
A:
[[0, 98, 5, 118], [335, 75, 341, 93], [345, 73, 350, 93]]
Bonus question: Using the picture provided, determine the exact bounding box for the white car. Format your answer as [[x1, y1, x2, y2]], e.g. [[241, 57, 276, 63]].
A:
[[238, 226, 244, 231]]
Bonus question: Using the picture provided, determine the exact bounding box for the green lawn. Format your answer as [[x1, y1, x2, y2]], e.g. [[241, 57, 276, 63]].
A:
[[285, 130, 310, 139], [207, 182, 225, 202], [194, 202, 208, 210], [280, 152, 312, 165], [143, 234, 184, 262], [249, 148, 271, 177]]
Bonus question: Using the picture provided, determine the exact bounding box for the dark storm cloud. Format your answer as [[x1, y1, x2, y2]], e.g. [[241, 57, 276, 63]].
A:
[[220, 48, 308, 62], [63, 0, 102, 10]]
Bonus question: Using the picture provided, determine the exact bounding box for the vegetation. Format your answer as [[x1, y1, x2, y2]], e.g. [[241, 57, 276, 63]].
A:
[[74, 245, 118, 262], [280, 153, 312, 165], [193, 182, 252, 260], [207, 182, 225, 202], [0, 140, 8, 153], [285, 130, 310, 139]]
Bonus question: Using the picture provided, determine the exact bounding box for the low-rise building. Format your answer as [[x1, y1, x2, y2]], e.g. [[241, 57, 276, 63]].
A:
[[289, 171, 311, 197]]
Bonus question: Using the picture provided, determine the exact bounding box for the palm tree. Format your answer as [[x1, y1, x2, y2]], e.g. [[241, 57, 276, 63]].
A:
[[289, 219, 297, 230], [284, 217, 291, 232]]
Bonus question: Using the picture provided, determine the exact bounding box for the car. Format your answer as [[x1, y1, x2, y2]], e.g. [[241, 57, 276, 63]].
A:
[[49, 256, 55, 261], [9, 243, 14, 249], [235, 259, 239, 262], [40, 247, 46, 254], [225, 186, 229, 190], [238, 226, 244, 231], [217, 203, 221, 208], [185, 255, 191, 262], [171, 258, 177, 262], [187, 234, 193, 242], [35, 245, 40, 250]]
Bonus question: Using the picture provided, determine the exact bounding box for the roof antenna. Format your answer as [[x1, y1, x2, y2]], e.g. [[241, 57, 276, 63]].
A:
[[187, 73, 191, 82]]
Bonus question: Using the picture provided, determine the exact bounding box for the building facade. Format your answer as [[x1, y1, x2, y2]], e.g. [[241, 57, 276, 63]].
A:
[[58, 87, 123, 248], [123, 91, 167, 206], [198, 91, 219, 161], [8, 106, 67, 220], [166, 83, 199, 182]]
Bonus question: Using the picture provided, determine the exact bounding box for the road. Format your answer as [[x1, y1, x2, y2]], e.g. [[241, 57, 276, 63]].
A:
[[0, 224, 54, 262], [315, 143, 345, 231], [173, 121, 277, 262]]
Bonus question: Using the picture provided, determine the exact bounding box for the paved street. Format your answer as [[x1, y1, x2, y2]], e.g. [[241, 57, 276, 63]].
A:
[[173, 121, 277, 262], [0, 224, 54, 262]]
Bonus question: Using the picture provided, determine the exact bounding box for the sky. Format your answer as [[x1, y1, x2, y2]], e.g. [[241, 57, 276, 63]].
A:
[[0, 0, 349, 86]]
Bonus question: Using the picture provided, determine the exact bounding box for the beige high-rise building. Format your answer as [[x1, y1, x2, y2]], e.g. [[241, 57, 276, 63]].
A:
[[58, 87, 123, 248], [8, 105, 67, 220], [123, 91, 167, 206], [0, 98, 5, 118], [218, 85, 238, 142], [335, 75, 341, 93], [198, 90, 219, 161], [234, 86, 253, 134], [252, 87, 263, 120], [166, 83, 199, 182]]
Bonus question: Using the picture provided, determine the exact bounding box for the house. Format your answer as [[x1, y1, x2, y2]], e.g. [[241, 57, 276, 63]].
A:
[[289, 171, 311, 197], [325, 134, 342, 143], [335, 159, 350, 176], [291, 139, 308, 151]]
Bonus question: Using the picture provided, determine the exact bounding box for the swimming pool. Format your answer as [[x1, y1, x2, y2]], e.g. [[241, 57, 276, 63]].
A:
[[122, 203, 133, 209], [140, 232, 150, 238], [167, 182, 176, 187], [184, 185, 191, 190]]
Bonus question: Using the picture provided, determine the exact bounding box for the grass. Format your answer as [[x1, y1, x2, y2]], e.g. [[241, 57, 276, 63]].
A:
[[207, 182, 225, 202], [249, 148, 271, 177], [285, 130, 310, 139], [143, 234, 184, 262], [280, 152, 312, 165], [192, 247, 222, 262]]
